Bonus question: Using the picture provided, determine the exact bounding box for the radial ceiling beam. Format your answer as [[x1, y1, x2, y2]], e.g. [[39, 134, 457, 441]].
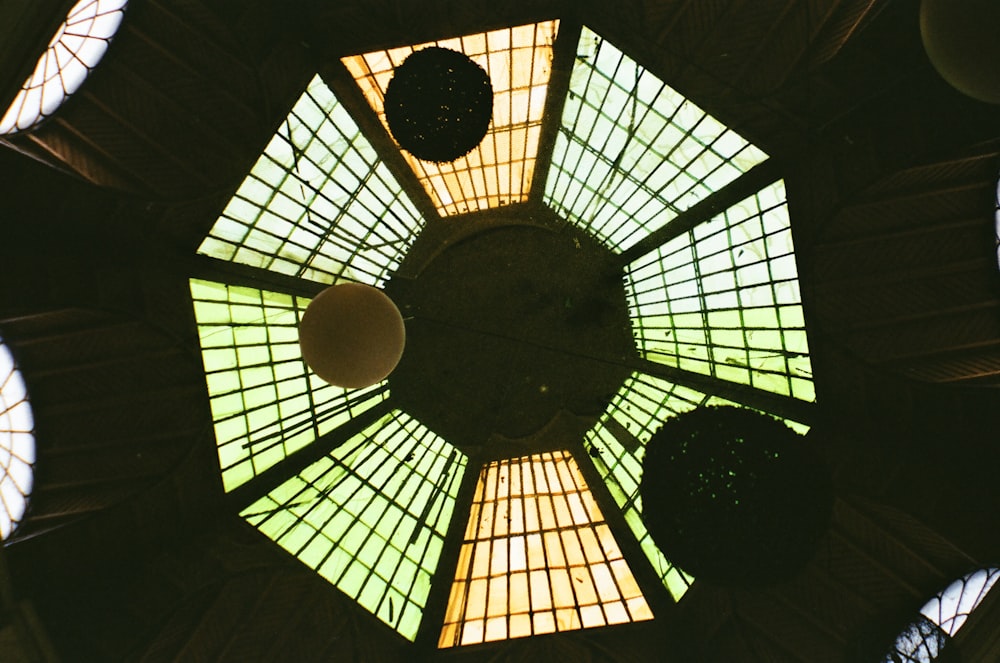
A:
[[528, 20, 582, 205], [616, 157, 785, 266]]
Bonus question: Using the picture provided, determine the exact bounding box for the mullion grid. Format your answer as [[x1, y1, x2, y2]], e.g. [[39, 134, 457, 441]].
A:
[[920, 568, 1000, 636], [0, 340, 34, 539], [341, 21, 557, 216], [584, 373, 708, 600], [543, 27, 767, 253], [1, 0, 128, 134], [439, 450, 652, 648], [190, 279, 388, 492], [198, 75, 423, 287], [242, 410, 467, 641], [625, 180, 814, 401]]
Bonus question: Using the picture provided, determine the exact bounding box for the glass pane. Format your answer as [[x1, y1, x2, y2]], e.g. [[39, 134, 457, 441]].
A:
[[344, 21, 559, 216], [438, 450, 653, 648], [544, 26, 767, 252], [1, 0, 128, 134], [197, 75, 425, 286], [626, 180, 814, 401], [0, 337, 35, 539], [242, 410, 467, 641], [190, 279, 389, 491]]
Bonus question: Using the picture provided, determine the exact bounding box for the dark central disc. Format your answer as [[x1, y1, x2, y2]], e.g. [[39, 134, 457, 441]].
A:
[[384, 225, 636, 452], [383, 46, 493, 163]]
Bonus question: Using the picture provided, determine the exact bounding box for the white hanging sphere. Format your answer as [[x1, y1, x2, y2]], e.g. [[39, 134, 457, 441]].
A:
[[920, 0, 1000, 104], [298, 283, 405, 389]]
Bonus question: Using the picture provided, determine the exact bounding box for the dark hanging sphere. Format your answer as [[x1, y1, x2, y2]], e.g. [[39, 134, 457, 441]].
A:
[[640, 406, 833, 586], [383, 46, 493, 163]]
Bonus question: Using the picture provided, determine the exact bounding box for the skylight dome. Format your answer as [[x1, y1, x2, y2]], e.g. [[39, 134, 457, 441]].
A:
[[191, 18, 816, 648], [0, 0, 128, 134]]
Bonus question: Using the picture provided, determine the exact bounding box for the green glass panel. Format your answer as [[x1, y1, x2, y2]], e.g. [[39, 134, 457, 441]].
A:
[[197, 75, 424, 286], [626, 180, 815, 401], [242, 410, 467, 641], [584, 371, 809, 600], [545, 27, 767, 252], [190, 279, 388, 491]]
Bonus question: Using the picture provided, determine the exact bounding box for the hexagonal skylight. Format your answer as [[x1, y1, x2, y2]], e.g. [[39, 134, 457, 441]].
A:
[[191, 21, 815, 647]]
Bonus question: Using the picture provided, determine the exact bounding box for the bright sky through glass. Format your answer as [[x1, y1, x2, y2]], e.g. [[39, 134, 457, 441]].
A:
[[1, 0, 127, 134], [545, 26, 768, 253], [439, 450, 653, 648], [0, 339, 34, 539], [626, 179, 814, 401], [885, 568, 1000, 661], [242, 410, 467, 641], [343, 21, 559, 216], [198, 75, 424, 287], [920, 568, 1000, 637], [190, 279, 388, 492]]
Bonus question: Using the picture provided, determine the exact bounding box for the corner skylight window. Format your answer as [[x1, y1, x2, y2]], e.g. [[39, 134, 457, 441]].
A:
[[1, 0, 127, 134], [190, 279, 388, 491], [885, 568, 1000, 661], [626, 179, 814, 401], [438, 450, 653, 648], [0, 337, 34, 539], [198, 75, 424, 287], [242, 410, 467, 641], [344, 21, 559, 216], [544, 27, 768, 253]]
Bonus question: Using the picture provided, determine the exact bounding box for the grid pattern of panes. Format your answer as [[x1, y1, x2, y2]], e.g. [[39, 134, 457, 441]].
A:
[[343, 21, 558, 216], [0, 339, 34, 539], [1, 0, 127, 134], [439, 450, 653, 648], [920, 568, 1000, 637], [585, 372, 810, 600], [544, 26, 768, 253], [197, 75, 424, 287], [242, 410, 467, 641], [190, 279, 388, 492], [626, 179, 814, 401]]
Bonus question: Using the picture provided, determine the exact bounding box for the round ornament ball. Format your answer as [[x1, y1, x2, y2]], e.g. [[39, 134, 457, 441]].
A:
[[920, 0, 1000, 104], [298, 283, 405, 389], [384, 46, 493, 163], [640, 406, 833, 586]]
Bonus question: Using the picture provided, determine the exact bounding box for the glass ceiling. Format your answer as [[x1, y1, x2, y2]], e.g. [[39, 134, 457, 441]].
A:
[[198, 75, 424, 287], [1, 0, 128, 134], [0, 337, 34, 540], [190, 279, 388, 492], [243, 409, 466, 641], [626, 179, 814, 401], [181, 18, 818, 650], [545, 27, 768, 253], [344, 21, 558, 217]]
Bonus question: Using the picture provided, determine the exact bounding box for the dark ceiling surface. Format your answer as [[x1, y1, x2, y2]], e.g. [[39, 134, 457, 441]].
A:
[[1, 0, 1000, 661]]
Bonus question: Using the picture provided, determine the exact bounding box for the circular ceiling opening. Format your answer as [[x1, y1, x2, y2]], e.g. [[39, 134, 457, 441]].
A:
[[385, 224, 635, 451]]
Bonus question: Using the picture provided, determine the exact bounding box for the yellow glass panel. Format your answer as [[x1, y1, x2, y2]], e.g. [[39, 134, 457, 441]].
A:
[[438, 450, 653, 648], [343, 21, 559, 216]]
